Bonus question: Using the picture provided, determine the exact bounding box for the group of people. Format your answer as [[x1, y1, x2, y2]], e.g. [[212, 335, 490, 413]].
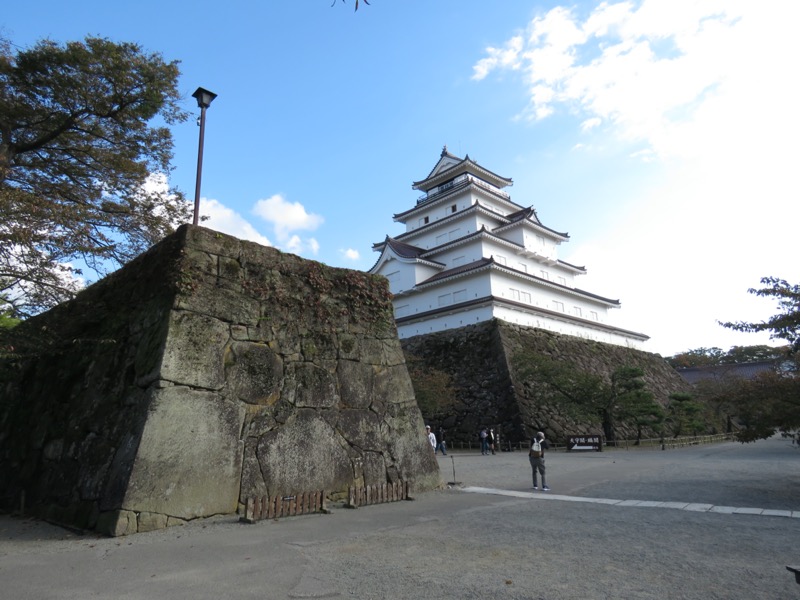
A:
[[425, 425, 447, 455], [478, 427, 497, 455], [425, 425, 552, 491]]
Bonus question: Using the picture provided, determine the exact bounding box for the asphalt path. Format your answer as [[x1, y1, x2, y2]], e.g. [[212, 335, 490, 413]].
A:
[[2, 436, 799, 599]]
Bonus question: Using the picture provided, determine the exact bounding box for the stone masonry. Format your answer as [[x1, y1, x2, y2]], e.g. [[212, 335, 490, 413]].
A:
[[0, 225, 441, 536], [402, 320, 700, 446]]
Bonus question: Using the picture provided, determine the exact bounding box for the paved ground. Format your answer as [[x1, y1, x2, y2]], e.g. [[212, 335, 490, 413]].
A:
[[2, 436, 799, 599]]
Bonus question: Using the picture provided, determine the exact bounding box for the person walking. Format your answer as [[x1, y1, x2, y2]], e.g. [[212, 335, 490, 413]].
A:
[[426, 425, 436, 452], [529, 431, 550, 491], [479, 428, 489, 455], [488, 428, 496, 455], [436, 426, 447, 456]]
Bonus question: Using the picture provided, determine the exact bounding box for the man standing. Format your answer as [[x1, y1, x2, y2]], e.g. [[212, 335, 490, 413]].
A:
[[529, 431, 551, 491], [436, 426, 447, 456], [426, 425, 436, 452]]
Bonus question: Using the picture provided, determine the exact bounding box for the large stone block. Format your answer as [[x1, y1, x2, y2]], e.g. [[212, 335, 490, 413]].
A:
[[0, 225, 441, 535], [123, 387, 245, 519]]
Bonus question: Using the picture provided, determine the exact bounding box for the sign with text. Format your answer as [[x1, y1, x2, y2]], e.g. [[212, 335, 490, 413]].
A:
[[567, 435, 603, 452]]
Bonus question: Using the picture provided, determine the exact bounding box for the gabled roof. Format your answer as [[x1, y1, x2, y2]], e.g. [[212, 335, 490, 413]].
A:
[[391, 202, 503, 243], [395, 300, 649, 341], [394, 180, 520, 222], [494, 205, 569, 241], [379, 222, 585, 275], [368, 236, 445, 274], [416, 256, 618, 306], [412, 147, 513, 192], [372, 236, 425, 258]]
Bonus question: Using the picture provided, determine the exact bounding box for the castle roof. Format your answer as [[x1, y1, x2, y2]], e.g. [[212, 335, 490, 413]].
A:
[[412, 147, 513, 193], [417, 256, 618, 306]]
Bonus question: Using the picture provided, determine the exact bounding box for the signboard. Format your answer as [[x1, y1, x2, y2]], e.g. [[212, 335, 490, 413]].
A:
[[567, 435, 603, 452]]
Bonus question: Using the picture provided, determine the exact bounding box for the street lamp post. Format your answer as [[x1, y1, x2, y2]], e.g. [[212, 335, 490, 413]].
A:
[[191, 86, 217, 226]]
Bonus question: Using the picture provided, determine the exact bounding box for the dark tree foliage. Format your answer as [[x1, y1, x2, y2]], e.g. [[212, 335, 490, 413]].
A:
[[684, 278, 800, 442], [0, 36, 190, 318], [667, 345, 787, 368], [697, 355, 800, 443], [719, 277, 800, 354], [666, 392, 704, 438], [666, 347, 725, 368], [512, 352, 663, 442]]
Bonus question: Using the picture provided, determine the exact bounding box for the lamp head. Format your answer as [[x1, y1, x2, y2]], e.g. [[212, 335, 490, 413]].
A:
[[192, 87, 218, 109]]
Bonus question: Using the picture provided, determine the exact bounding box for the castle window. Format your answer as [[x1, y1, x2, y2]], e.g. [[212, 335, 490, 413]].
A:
[[553, 301, 564, 312], [451, 204, 457, 213]]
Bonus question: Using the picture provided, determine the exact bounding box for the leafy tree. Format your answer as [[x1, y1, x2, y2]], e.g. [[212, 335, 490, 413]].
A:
[[666, 392, 705, 437], [666, 347, 724, 368], [699, 277, 800, 442], [719, 277, 800, 354], [696, 355, 800, 443], [512, 352, 663, 442], [667, 345, 786, 368], [0, 303, 20, 330], [726, 363, 800, 442], [723, 345, 788, 364], [0, 36, 190, 318]]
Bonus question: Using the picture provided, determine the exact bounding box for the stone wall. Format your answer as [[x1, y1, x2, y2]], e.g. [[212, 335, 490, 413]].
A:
[[0, 225, 440, 535], [402, 320, 702, 446]]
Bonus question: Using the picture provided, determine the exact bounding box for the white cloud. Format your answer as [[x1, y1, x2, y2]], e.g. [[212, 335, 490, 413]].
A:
[[475, 0, 752, 157], [340, 248, 360, 261], [580, 117, 601, 132], [253, 194, 324, 240], [474, 0, 800, 355], [200, 198, 272, 246], [283, 235, 320, 257], [472, 35, 524, 80], [251, 194, 324, 256]]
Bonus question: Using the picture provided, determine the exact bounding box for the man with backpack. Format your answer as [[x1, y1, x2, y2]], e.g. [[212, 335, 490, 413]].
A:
[[529, 431, 550, 491]]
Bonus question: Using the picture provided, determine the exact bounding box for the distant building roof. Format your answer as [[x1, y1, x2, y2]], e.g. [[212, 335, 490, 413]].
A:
[[676, 361, 779, 385]]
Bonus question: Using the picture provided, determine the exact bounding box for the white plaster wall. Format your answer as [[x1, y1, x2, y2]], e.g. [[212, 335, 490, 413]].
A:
[[488, 270, 611, 322], [429, 244, 486, 269], [493, 305, 642, 348], [397, 305, 495, 339]]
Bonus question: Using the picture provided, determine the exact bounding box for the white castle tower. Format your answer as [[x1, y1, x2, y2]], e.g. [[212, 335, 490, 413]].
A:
[[369, 147, 648, 347]]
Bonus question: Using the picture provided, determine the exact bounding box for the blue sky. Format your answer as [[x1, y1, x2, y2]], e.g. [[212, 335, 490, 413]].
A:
[[3, 0, 798, 357]]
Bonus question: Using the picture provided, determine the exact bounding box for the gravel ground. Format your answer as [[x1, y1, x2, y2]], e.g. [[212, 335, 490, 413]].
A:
[[1, 436, 799, 599]]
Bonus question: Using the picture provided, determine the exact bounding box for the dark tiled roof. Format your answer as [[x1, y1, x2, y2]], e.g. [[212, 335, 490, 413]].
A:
[[421, 257, 494, 284], [495, 205, 569, 239], [416, 257, 620, 306], [395, 299, 649, 341], [413, 152, 512, 191], [384, 237, 425, 259], [676, 361, 779, 385]]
